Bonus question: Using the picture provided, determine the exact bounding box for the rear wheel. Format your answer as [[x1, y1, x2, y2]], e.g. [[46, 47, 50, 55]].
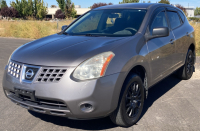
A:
[[109, 74, 144, 127], [177, 49, 195, 80]]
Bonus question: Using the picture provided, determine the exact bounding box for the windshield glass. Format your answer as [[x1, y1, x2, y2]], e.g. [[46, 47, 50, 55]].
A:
[[65, 9, 147, 37]]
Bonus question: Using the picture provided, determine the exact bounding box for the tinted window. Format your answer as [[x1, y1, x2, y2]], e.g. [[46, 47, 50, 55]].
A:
[[71, 11, 103, 33], [178, 10, 185, 22], [149, 11, 168, 35], [167, 11, 181, 29], [65, 9, 147, 37]]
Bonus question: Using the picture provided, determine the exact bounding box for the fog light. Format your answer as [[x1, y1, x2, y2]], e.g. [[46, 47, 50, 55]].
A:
[[80, 103, 93, 113]]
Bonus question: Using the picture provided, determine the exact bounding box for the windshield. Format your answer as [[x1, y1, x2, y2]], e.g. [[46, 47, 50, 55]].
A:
[[65, 9, 147, 37]]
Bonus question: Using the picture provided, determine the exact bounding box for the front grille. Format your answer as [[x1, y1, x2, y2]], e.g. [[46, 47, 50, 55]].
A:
[[36, 68, 67, 83], [9, 91, 68, 110], [7, 61, 67, 83], [8, 61, 22, 79]]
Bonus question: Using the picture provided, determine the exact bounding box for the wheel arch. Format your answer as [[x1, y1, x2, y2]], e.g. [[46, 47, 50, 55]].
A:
[[188, 43, 196, 63], [189, 43, 195, 53], [124, 65, 148, 98], [116, 63, 149, 109]]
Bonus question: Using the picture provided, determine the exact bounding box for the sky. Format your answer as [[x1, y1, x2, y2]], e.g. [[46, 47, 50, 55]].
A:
[[5, 0, 200, 8]]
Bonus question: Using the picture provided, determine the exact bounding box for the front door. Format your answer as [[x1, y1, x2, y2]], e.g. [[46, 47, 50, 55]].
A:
[[146, 9, 175, 81]]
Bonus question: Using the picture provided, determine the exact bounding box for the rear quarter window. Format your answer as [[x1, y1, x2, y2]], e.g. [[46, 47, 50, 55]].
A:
[[178, 10, 185, 22]]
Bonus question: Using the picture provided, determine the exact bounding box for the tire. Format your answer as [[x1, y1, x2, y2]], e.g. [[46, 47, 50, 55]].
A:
[[177, 49, 195, 80], [109, 74, 145, 127]]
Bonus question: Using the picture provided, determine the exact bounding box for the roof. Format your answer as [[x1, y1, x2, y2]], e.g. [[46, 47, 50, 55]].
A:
[[93, 3, 170, 10]]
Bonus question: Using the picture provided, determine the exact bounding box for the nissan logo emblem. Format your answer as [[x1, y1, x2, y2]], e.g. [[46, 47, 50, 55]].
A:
[[25, 69, 34, 79]]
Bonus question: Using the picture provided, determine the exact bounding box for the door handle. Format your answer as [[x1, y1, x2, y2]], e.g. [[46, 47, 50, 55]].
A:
[[170, 39, 174, 44]]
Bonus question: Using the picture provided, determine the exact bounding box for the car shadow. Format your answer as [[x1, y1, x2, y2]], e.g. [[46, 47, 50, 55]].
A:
[[28, 74, 182, 130], [139, 75, 182, 120]]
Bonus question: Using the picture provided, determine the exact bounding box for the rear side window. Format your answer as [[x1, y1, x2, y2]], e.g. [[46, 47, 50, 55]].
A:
[[149, 11, 168, 35], [178, 10, 185, 22], [166, 11, 181, 29]]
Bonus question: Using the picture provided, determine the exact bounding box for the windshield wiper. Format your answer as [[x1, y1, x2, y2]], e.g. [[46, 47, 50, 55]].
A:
[[62, 32, 69, 35], [85, 34, 106, 37]]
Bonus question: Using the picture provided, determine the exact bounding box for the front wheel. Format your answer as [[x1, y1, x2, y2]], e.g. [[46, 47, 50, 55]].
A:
[[109, 74, 144, 127], [177, 49, 195, 80]]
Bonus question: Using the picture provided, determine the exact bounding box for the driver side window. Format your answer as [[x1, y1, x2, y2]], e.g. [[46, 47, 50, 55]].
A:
[[149, 11, 168, 35]]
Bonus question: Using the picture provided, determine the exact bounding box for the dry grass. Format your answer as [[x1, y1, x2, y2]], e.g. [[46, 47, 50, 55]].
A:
[[0, 20, 73, 39], [190, 22, 200, 56], [0, 20, 200, 55]]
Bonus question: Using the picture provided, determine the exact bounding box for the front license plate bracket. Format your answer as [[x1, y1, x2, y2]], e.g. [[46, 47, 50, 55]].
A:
[[14, 87, 36, 101]]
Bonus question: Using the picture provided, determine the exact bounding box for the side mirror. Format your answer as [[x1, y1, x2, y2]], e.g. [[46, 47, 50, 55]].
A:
[[61, 25, 68, 30], [152, 27, 169, 37]]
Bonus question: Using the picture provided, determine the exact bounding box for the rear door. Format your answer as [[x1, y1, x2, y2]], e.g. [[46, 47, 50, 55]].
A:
[[146, 7, 175, 82], [166, 8, 188, 68]]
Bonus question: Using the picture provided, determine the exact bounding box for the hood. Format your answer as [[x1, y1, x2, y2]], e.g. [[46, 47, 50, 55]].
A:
[[11, 34, 129, 67]]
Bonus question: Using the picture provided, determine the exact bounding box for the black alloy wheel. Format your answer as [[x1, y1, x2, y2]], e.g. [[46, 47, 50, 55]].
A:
[[177, 49, 195, 80], [186, 52, 194, 77], [125, 82, 142, 118], [110, 74, 144, 127]]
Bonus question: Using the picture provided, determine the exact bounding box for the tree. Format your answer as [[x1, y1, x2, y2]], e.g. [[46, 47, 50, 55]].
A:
[[1, 0, 7, 9], [55, 9, 65, 19], [33, 0, 38, 17], [11, 0, 47, 19], [51, 5, 57, 8], [0, 7, 19, 18], [10, 7, 19, 17], [119, 0, 139, 4], [65, 0, 76, 18], [21, 0, 28, 17], [142, 1, 151, 3], [10, 0, 22, 17], [175, 4, 187, 16], [158, 0, 170, 4], [27, 0, 34, 16], [56, 0, 65, 12], [0, 7, 10, 17], [70, 3, 76, 18], [36, 0, 47, 19], [91, 2, 113, 9], [0, 0, 2, 10], [194, 7, 200, 16]]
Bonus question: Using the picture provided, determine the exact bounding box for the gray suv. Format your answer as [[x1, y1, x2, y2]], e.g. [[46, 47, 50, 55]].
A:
[[2, 3, 196, 127]]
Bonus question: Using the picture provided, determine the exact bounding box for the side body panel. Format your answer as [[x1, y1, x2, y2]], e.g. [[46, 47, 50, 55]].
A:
[[146, 32, 175, 82], [145, 7, 176, 85], [172, 22, 195, 66]]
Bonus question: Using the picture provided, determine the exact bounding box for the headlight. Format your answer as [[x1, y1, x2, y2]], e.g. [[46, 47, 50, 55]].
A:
[[73, 52, 115, 80], [7, 54, 12, 65]]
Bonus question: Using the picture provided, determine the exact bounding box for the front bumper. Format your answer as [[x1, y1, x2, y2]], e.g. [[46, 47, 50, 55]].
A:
[[2, 63, 125, 119]]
